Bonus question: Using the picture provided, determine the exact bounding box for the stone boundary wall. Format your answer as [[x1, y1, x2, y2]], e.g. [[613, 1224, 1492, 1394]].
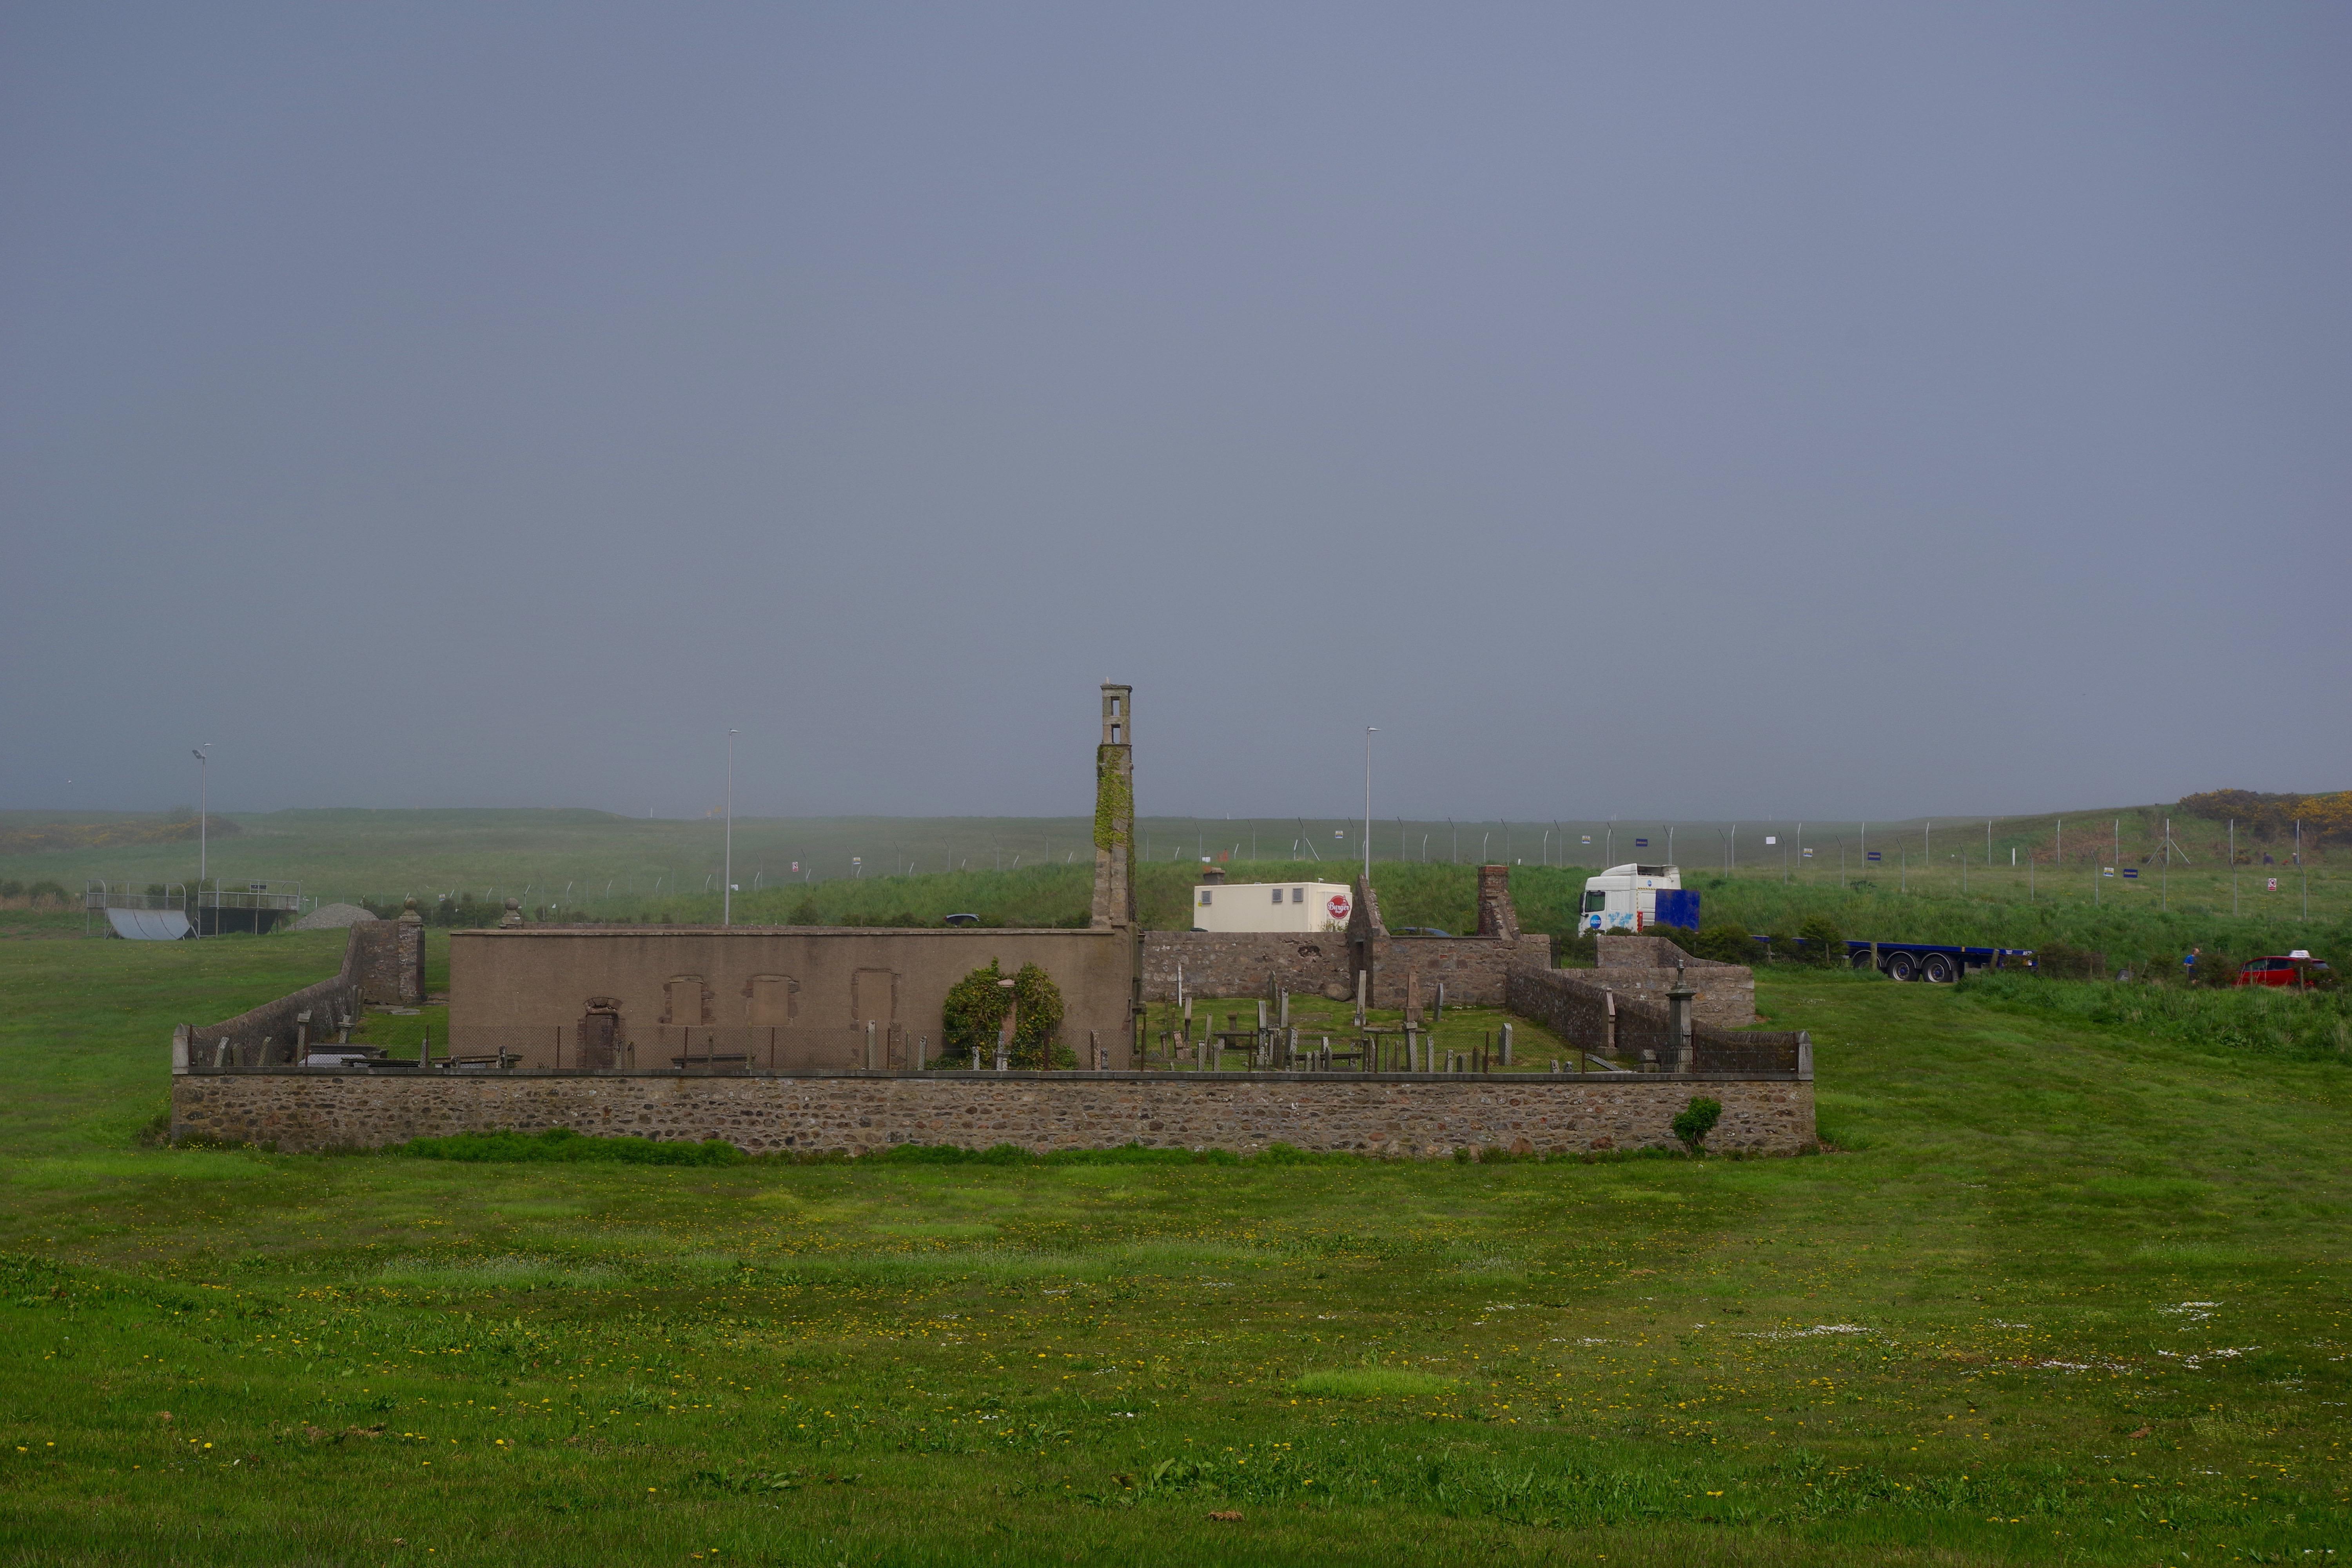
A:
[[170, 1069, 1815, 1158], [1597, 935, 1724, 970], [1506, 967, 1805, 1073], [1383, 935, 1553, 1008], [1142, 931, 1552, 1007], [1143, 931, 1352, 1002], [1595, 935, 1756, 1027], [187, 929, 365, 1067], [349, 919, 426, 1005], [1588, 965, 1756, 1029]]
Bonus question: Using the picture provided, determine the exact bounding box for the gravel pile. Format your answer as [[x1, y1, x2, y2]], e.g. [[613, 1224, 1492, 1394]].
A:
[[291, 902, 379, 930]]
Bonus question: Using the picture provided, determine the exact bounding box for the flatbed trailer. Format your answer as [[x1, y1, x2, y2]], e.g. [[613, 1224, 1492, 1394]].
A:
[[1753, 935, 2034, 983]]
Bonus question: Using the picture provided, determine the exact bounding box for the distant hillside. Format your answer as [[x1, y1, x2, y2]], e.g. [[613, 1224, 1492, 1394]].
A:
[[0, 815, 237, 857], [2178, 790, 2352, 846]]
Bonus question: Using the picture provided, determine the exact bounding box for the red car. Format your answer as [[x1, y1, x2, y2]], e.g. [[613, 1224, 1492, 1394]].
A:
[[2234, 951, 2332, 988]]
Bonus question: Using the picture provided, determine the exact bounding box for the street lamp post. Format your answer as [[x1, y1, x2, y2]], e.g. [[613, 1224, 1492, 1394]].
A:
[[723, 730, 737, 927], [1362, 729, 1376, 889]]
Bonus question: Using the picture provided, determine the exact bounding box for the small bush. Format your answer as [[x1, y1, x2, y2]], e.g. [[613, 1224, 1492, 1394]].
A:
[[1672, 1095, 1723, 1153], [1689, 924, 1759, 964], [2035, 943, 2111, 981], [1795, 914, 1845, 965]]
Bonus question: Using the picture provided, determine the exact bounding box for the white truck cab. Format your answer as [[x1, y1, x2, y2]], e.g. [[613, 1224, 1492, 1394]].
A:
[[1579, 864, 1683, 933]]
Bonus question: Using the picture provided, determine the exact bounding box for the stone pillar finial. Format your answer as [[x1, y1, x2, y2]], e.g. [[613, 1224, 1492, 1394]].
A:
[[399, 895, 423, 923], [499, 897, 525, 928]]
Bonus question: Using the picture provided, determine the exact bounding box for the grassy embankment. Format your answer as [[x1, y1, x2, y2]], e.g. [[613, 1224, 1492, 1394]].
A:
[[3, 933, 2351, 1562], [6, 804, 2335, 940]]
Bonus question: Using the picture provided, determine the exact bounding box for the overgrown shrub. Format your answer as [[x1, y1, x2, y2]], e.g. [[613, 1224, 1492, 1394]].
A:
[[1795, 914, 1845, 965], [1553, 930, 1599, 968], [1689, 924, 1759, 965], [2034, 944, 2111, 981], [941, 960, 1069, 1067], [942, 962, 1010, 1058], [1671, 1096, 1723, 1153]]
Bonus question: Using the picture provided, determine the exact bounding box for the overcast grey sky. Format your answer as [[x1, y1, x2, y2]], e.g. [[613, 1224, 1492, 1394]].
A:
[[4, 2, 2345, 824]]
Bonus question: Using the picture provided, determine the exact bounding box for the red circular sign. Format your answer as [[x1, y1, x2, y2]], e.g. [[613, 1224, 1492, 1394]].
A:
[[1325, 893, 1352, 922]]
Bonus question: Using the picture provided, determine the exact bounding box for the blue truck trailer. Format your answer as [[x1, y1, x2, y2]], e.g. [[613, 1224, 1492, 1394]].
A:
[[1579, 870, 2034, 980], [1752, 935, 2034, 983]]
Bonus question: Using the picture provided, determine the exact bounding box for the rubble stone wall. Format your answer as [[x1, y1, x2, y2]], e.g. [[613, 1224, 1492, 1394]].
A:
[[171, 1069, 1815, 1158], [188, 930, 363, 1067], [1142, 931, 1551, 1008], [350, 920, 426, 1005]]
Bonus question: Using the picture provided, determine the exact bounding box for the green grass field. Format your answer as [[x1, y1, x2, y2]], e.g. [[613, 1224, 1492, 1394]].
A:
[[2, 927, 2349, 1563]]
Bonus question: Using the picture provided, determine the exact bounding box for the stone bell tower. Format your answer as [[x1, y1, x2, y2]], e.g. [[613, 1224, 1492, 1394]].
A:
[[1088, 684, 1135, 930]]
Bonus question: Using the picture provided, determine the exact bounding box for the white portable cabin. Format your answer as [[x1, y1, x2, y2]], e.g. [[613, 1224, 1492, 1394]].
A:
[[1579, 864, 1681, 933], [1191, 881, 1355, 933]]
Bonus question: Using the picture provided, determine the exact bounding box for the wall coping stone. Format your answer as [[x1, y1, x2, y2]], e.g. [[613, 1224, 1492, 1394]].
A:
[[452, 926, 1118, 938], [180, 1066, 1808, 1084]]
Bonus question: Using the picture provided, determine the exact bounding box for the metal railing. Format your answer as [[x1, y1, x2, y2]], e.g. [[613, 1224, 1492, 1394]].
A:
[[83, 881, 187, 911], [82, 880, 302, 912], [199, 884, 303, 912]]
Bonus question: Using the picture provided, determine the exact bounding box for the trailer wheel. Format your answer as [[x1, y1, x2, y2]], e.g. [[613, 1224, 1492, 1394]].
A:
[[1922, 952, 1958, 984], [1849, 950, 1876, 971], [1884, 951, 1919, 982]]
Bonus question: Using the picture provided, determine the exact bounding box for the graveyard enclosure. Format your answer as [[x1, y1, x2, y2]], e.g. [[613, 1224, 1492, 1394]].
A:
[[168, 1067, 1815, 1157], [1142, 930, 1552, 1006], [1142, 863, 1551, 1006], [179, 920, 427, 1067], [446, 926, 1140, 1070]]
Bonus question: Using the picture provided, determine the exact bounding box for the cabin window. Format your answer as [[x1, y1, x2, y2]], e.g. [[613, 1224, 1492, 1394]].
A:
[[1291, 887, 1305, 902], [1199, 889, 1212, 906], [1581, 890, 1608, 913], [1270, 888, 1282, 904]]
